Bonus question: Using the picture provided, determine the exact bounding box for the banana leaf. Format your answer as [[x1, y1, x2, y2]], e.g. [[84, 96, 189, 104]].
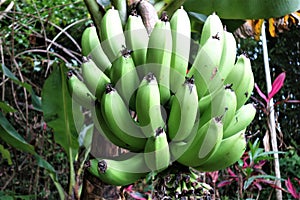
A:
[[184, 0, 300, 19]]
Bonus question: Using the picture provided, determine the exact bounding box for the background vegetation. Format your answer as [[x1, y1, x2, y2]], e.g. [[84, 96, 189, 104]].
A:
[[0, 0, 299, 199]]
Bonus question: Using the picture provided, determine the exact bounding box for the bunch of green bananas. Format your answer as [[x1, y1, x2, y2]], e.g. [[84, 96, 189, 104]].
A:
[[67, 6, 256, 187]]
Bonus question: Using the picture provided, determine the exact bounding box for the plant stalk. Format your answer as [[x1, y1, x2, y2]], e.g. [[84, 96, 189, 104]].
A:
[[261, 21, 282, 200]]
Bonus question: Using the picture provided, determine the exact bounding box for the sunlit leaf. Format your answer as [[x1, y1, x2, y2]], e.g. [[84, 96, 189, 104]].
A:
[[0, 102, 16, 113], [0, 144, 12, 165]]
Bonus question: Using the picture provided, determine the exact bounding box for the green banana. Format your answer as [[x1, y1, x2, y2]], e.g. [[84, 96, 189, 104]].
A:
[[224, 54, 253, 110], [145, 13, 172, 105], [144, 127, 170, 172], [234, 56, 254, 109], [167, 77, 198, 142], [81, 25, 112, 73], [199, 13, 224, 47], [223, 103, 256, 139], [136, 73, 165, 138], [66, 71, 96, 109], [81, 57, 111, 100], [91, 102, 142, 152], [169, 7, 191, 93], [124, 13, 149, 68], [85, 152, 150, 186], [100, 8, 126, 62], [194, 129, 247, 172], [187, 29, 224, 99], [110, 47, 140, 110], [218, 30, 237, 80], [170, 118, 223, 167], [199, 85, 237, 129], [101, 84, 146, 151]]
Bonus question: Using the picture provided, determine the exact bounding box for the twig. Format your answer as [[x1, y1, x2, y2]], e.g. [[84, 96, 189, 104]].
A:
[[15, 49, 69, 63], [0, 38, 6, 101], [45, 18, 87, 76], [32, 1, 51, 79]]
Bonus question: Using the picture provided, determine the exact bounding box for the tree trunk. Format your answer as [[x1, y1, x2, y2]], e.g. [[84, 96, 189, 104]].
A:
[[261, 21, 282, 200]]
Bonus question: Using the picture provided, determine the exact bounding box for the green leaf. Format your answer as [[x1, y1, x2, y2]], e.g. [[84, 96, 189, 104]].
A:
[[78, 124, 94, 148], [0, 102, 16, 113], [41, 63, 84, 194], [42, 63, 83, 160], [0, 112, 35, 154], [1, 64, 42, 111], [184, 0, 300, 19], [244, 175, 284, 190], [0, 144, 12, 165]]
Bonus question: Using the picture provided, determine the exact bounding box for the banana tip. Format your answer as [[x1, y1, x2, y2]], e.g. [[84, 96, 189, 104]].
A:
[[98, 160, 107, 173]]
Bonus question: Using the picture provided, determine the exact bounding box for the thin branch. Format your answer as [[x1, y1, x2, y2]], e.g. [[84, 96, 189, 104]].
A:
[[15, 49, 69, 63]]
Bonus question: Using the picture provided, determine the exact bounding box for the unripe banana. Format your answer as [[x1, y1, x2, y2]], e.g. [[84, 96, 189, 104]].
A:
[[218, 30, 237, 80], [124, 13, 149, 68], [223, 103, 256, 139], [81, 26, 112, 73], [187, 29, 224, 99], [224, 54, 253, 110], [199, 85, 237, 129], [91, 102, 142, 152], [170, 118, 223, 167], [169, 7, 191, 93], [144, 127, 170, 171], [136, 73, 165, 138], [167, 77, 198, 142], [194, 129, 247, 172], [101, 84, 146, 151], [110, 47, 140, 110], [81, 57, 110, 100], [145, 13, 172, 105], [234, 56, 255, 109], [100, 8, 126, 62], [199, 13, 224, 47], [85, 152, 149, 186], [67, 71, 96, 109]]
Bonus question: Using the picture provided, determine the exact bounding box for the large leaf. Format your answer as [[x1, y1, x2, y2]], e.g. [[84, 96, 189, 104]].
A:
[[42, 63, 84, 161], [184, 0, 300, 19]]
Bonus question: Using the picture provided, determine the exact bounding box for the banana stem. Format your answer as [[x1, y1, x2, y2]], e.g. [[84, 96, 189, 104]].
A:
[[158, 0, 186, 17], [83, 0, 105, 41], [68, 148, 76, 196], [261, 21, 282, 200]]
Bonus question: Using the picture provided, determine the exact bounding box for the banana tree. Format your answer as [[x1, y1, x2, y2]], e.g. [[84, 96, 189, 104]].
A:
[[80, 0, 300, 199]]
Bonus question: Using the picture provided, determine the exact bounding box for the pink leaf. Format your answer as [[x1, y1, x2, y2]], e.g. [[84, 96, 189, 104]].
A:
[[268, 72, 286, 101], [217, 180, 233, 188], [285, 178, 300, 198], [227, 168, 237, 178], [207, 171, 219, 183], [255, 83, 268, 104]]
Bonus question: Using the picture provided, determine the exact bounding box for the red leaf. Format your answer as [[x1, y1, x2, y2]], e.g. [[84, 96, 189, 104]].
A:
[[217, 180, 233, 188], [285, 178, 300, 198], [207, 171, 219, 183], [255, 83, 268, 104], [268, 72, 286, 101], [227, 168, 237, 178]]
